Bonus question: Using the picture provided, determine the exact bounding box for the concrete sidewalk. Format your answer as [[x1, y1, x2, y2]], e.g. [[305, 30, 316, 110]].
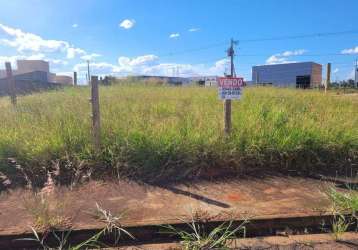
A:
[[0, 176, 335, 235]]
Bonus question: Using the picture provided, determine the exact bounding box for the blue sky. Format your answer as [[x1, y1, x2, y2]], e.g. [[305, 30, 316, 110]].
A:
[[0, 0, 357, 83]]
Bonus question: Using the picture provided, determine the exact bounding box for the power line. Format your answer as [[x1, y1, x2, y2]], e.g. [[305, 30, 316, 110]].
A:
[[157, 41, 227, 58], [239, 30, 358, 43], [154, 30, 358, 58], [238, 53, 356, 58], [173, 56, 227, 65]]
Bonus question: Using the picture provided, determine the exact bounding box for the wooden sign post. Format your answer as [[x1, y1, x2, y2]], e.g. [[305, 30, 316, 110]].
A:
[[220, 38, 240, 135], [224, 99, 232, 135], [5, 62, 16, 106], [218, 77, 244, 135], [91, 76, 101, 153]]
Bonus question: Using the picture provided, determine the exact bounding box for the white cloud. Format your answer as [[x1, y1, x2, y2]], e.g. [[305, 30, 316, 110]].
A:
[[141, 63, 198, 76], [348, 69, 355, 79], [0, 23, 69, 53], [116, 54, 158, 73], [341, 46, 358, 55], [266, 49, 306, 64], [0, 54, 68, 71], [266, 55, 296, 64], [74, 62, 122, 76], [118, 54, 158, 66], [67, 47, 86, 59], [72, 24, 78, 28], [81, 53, 102, 61], [50, 59, 68, 65], [0, 53, 43, 64], [26, 53, 46, 60], [119, 19, 135, 29], [188, 28, 200, 32], [0, 23, 230, 78], [0, 23, 100, 61], [55, 71, 73, 76], [280, 49, 306, 57], [73, 55, 230, 78], [333, 68, 339, 74], [0, 55, 22, 66], [169, 33, 180, 39], [134, 58, 229, 77], [208, 58, 229, 75]]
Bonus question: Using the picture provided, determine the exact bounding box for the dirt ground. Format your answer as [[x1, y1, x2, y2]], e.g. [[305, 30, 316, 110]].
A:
[[0, 175, 336, 236]]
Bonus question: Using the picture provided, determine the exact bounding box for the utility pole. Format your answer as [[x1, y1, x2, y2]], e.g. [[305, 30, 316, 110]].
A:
[[5, 62, 16, 106], [87, 60, 91, 85], [224, 38, 238, 135]]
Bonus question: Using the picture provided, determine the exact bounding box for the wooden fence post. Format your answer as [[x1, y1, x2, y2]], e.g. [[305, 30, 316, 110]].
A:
[[224, 99, 232, 135], [91, 76, 101, 153], [73, 71, 77, 86], [325, 63, 331, 94], [5, 62, 16, 106]]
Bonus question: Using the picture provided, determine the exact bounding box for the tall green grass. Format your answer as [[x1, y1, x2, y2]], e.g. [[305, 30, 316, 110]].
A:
[[0, 84, 357, 186]]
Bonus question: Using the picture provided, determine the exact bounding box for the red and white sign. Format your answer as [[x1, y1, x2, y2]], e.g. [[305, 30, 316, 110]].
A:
[[218, 77, 244, 88], [218, 77, 244, 100]]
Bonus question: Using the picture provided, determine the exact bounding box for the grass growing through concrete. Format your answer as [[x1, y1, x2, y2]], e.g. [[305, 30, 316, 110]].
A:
[[163, 219, 247, 250], [328, 187, 358, 216], [21, 203, 133, 249], [327, 186, 358, 240], [0, 84, 357, 186], [22, 193, 70, 231]]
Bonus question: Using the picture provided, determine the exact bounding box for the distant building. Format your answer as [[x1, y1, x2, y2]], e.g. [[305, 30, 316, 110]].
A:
[[16, 60, 50, 74], [0, 60, 73, 85], [129, 75, 191, 85], [51, 75, 73, 85], [252, 62, 322, 88], [189, 76, 218, 86], [0, 60, 73, 95]]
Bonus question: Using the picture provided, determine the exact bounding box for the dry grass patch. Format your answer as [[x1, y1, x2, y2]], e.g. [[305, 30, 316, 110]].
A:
[[22, 191, 72, 231]]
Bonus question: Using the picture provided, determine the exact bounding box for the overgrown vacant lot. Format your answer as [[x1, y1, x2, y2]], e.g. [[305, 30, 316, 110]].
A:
[[0, 84, 357, 188]]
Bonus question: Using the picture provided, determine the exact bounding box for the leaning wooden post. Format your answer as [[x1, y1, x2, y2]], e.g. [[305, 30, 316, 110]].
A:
[[5, 62, 16, 106], [91, 76, 101, 153]]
